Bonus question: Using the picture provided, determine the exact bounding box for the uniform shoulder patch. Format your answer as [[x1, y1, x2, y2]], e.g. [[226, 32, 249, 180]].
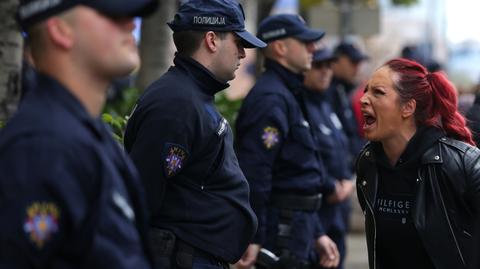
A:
[[262, 126, 280, 149], [163, 143, 189, 178], [23, 202, 60, 248]]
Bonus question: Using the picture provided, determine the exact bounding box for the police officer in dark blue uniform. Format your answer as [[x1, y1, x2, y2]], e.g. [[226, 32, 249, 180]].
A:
[[304, 49, 356, 269], [0, 1, 157, 268], [123, 1, 266, 268], [234, 14, 340, 269], [326, 42, 369, 168]]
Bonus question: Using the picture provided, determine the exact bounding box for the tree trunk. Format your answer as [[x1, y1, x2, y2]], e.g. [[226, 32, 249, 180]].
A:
[[254, 0, 276, 77], [0, 0, 22, 121], [135, 0, 178, 91]]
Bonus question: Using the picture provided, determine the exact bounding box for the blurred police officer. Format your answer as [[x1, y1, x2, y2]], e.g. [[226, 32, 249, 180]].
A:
[[327, 42, 369, 166], [123, 1, 266, 268], [0, 0, 157, 268], [235, 14, 339, 269], [304, 49, 355, 269]]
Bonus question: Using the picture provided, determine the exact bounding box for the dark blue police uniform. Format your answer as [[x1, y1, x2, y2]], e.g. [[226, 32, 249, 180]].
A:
[[305, 90, 353, 269], [124, 55, 257, 266], [325, 78, 364, 168], [235, 59, 335, 263], [123, 1, 266, 267], [0, 73, 153, 269], [326, 43, 368, 168]]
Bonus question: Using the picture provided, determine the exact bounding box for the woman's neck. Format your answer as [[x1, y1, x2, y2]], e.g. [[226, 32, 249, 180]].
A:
[[381, 126, 417, 166]]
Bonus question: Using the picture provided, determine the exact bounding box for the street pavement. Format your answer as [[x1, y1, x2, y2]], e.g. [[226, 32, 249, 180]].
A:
[[344, 232, 369, 269]]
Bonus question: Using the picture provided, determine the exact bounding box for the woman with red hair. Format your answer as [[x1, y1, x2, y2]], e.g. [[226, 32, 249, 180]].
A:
[[356, 58, 480, 269]]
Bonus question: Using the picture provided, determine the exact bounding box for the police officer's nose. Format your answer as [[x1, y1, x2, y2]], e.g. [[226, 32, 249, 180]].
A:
[[238, 46, 246, 59]]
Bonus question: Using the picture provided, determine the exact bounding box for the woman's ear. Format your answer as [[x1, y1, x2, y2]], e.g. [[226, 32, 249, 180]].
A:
[[401, 98, 416, 119]]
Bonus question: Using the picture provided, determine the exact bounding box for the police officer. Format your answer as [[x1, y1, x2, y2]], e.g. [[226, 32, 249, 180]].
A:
[[0, 0, 157, 268], [304, 49, 355, 269], [327, 42, 369, 167], [234, 14, 339, 269], [123, 1, 266, 268]]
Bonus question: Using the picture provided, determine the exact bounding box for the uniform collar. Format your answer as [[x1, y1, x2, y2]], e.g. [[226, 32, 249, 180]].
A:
[[35, 72, 105, 139], [265, 59, 305, 94], [173, 54, 229, 96]]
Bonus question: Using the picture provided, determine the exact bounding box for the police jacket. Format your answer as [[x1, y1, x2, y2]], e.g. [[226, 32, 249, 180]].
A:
[[0, 73, 152, 269], [356, 134, 480, 269], [305, 91, 352, 232], [124, 55, 257, 263], [326, 77, 365, 166], [235, 60, 331, 250]]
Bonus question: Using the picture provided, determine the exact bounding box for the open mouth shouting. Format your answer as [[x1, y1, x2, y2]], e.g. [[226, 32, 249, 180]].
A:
[[362, 110, 376, 132]]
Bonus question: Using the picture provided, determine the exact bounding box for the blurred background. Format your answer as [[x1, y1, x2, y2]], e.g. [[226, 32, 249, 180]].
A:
[[2, 1, 480, 267]]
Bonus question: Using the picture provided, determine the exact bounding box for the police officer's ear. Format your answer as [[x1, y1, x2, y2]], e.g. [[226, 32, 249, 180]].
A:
[[45, 16, 75, 50], [269, 40, 288, 58], [204, 31, 219, 53]]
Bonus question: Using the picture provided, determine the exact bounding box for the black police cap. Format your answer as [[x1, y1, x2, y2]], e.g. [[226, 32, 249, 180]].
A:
[[312, 48, 337, 63], [167, 0, 266, 49], [257, 14, 325, 43], [16, 0, 158, 31], [334, 42, 369, 63]]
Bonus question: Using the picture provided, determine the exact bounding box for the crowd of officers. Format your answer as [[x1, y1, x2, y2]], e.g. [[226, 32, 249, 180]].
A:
[[0, 0, 370, 268]]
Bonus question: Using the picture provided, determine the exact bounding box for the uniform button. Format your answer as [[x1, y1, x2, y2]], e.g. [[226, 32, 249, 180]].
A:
[[365, 151, 370, 157], [434, 155, 440, 160], [440, 137, 446, 141], [416, 178, 421, 182], [362, 180, 367, 186], [200, 185, 205, 190]]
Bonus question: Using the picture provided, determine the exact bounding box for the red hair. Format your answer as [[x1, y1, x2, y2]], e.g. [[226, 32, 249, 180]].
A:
[[385, 58, 475, 146]]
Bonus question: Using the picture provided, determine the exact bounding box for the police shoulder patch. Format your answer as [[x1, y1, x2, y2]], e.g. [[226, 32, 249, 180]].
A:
[[23, 202, 60, 248], [163, 143, 189, 178], [262, 126, 280, 149]]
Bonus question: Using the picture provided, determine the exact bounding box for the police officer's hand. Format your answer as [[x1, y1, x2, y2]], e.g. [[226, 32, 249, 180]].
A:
[[340, 179, 354, 197], [316, 235, 340, 268], [235, 243, 261, 269], [327, 179, 354, 204]]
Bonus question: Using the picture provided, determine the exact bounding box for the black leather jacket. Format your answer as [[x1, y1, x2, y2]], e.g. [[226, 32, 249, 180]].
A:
[[356, 137, 480, 269]]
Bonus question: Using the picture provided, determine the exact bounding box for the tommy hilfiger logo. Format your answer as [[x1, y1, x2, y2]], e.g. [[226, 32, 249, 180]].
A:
[[193, 16, 226, 25]]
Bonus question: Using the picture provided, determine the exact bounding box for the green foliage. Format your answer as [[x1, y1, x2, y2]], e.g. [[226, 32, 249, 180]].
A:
[[101, 87, 243, 143], [102, 87, 140, 143], [215, 92, 243, 131], [0, 121, 4, 129], [300, 0, 326, 9], [102, 113, 127, 143], [391, 0, 418, 5]]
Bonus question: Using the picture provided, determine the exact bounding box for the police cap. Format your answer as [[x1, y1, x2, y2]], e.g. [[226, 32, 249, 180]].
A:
[[167, 0, 266, 49], [17, 0, 158, 30], [257, 14, 325, 43], [312, 48, 336, 63], [334, 42, 369, 63]]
